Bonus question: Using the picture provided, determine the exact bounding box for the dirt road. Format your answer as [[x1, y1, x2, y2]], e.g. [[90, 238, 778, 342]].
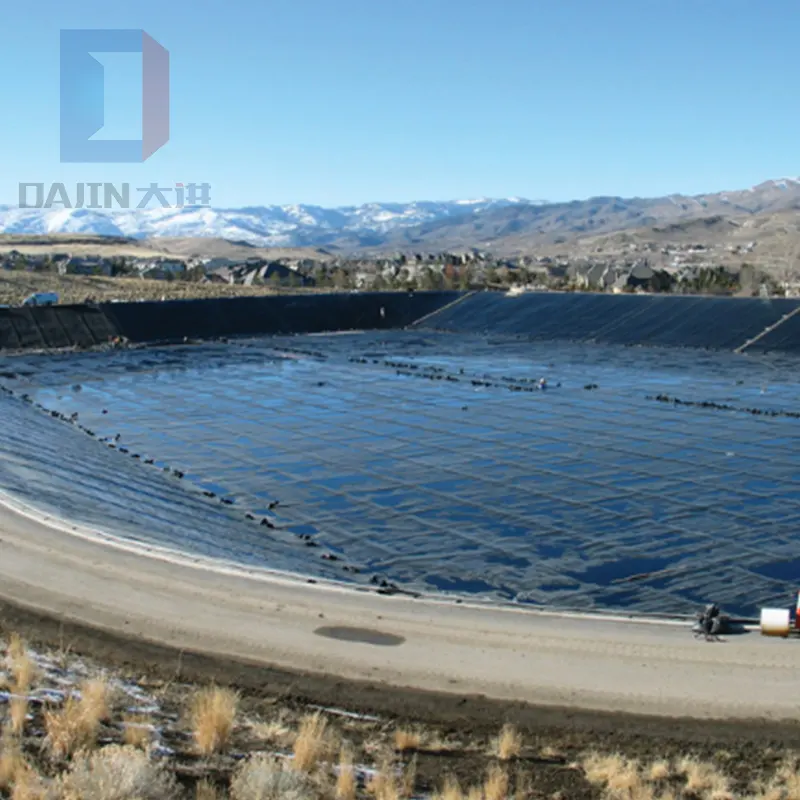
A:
[[1, 494, 800, 724]]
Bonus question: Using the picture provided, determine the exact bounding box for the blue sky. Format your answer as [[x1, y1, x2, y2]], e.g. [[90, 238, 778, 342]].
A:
[[1, 0, 798, 207]]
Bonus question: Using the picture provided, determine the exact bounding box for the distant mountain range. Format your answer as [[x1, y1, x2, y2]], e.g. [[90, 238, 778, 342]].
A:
[[2, 179, 800, 254]]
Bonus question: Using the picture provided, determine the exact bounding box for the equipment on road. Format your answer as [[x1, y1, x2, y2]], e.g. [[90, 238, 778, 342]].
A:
[[760, 607, 791, 637], [694, 591, 800, 640], [692, 603, 729, 640]]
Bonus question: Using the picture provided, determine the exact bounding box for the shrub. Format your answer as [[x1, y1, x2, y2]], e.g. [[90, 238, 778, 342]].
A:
[[231, 754, 316, 800], [58, 745, 180, 800]]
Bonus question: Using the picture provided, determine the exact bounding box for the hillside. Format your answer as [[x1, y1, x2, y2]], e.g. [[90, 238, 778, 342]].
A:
[[2, 179, 800, 277], [1, 179, 798, 255]]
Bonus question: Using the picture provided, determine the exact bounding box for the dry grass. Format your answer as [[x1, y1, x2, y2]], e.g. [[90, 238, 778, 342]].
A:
[[195, 779, 222, 800], [231, 754, 316, 800], [604, 759, 646, 798], [433, 775, 464, 800], [7, 635, 37, 695], [540, 744, 565, 760], [492, 724, 522, 762], [9, 765, 49, 800], [648, 760, 671, 782], [751, 790, 783, 800], [80, 679, 111, 724], [247, 717, 294, 747], [10, 655, 36, 695], [582, 751, 663, 799], [190, 686, 239, 757], [0, 740, 26, 789], [43, 680, 111, 760], [7, 633, 25, 661], [483, 765, 510, 800], [122, 715, 153, 749], [8, 698, 28, 737], [768, 758, 800, 799], [292, 712, 331, 772], [583, 752, 629, 786], [366, 756, 417, 800], [402, 755, 417, 799], [44, 695, 95, 760], [58, 744, 180, 799], [425, 734, 461, 754], [582, 751, 740, 800], [676, 755, 732, 798], [394, 728, 423, 753], [336, 744, 356, 800]]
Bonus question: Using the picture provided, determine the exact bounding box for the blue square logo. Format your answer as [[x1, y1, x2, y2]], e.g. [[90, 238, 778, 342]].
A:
[[60, 29, 169, 163]]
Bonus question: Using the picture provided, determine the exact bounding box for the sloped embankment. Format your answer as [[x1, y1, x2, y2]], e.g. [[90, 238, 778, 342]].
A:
[[414, 292, 800, 352]]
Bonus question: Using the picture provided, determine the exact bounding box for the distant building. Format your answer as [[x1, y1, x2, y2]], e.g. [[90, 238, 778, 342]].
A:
[[59, 257, 113, 276], [139, 259, 187, 280]]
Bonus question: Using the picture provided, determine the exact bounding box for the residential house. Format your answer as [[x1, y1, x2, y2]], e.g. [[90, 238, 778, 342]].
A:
[[59, 256, 113, 276]]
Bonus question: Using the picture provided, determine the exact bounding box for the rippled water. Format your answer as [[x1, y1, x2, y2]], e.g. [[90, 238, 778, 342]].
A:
[[2, 330, 800, 617]]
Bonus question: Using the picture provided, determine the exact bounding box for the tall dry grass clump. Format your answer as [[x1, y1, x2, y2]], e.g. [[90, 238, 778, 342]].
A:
[[0, 739, 27, 790], [483, 764, 509, 800], [44, 696, 95, 761], [366, 756, 418, 800], [58, 744, 180, 800], [230, 754, 316, 800], [43, 678, 110, 760], [336, 744, 356, 800], [432, 775, 464, 800], [6, 634, 37, 695], [292, 712, 331, 772], [7, 633, 25, 662], [492, 723, 522, 761], [394, 728, 422, 753], [9, 698, 29, 737], [190, 686, 239, 757], [402, 755, 417, 799], [366, 757, 400, 800], [80, 679, 111, 724], [4, 636, 36, 741]]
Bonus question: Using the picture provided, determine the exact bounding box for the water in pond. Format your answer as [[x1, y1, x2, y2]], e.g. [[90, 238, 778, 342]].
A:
[[2, 330, 800, 618]]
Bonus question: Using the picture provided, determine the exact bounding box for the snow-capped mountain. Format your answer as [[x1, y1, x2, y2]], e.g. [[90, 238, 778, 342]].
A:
[[2, 179, 799, 252], [0, 198, 531, 248]]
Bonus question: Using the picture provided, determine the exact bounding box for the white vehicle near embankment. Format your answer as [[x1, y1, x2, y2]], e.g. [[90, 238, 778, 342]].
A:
[[22, 292, 59, 307]]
